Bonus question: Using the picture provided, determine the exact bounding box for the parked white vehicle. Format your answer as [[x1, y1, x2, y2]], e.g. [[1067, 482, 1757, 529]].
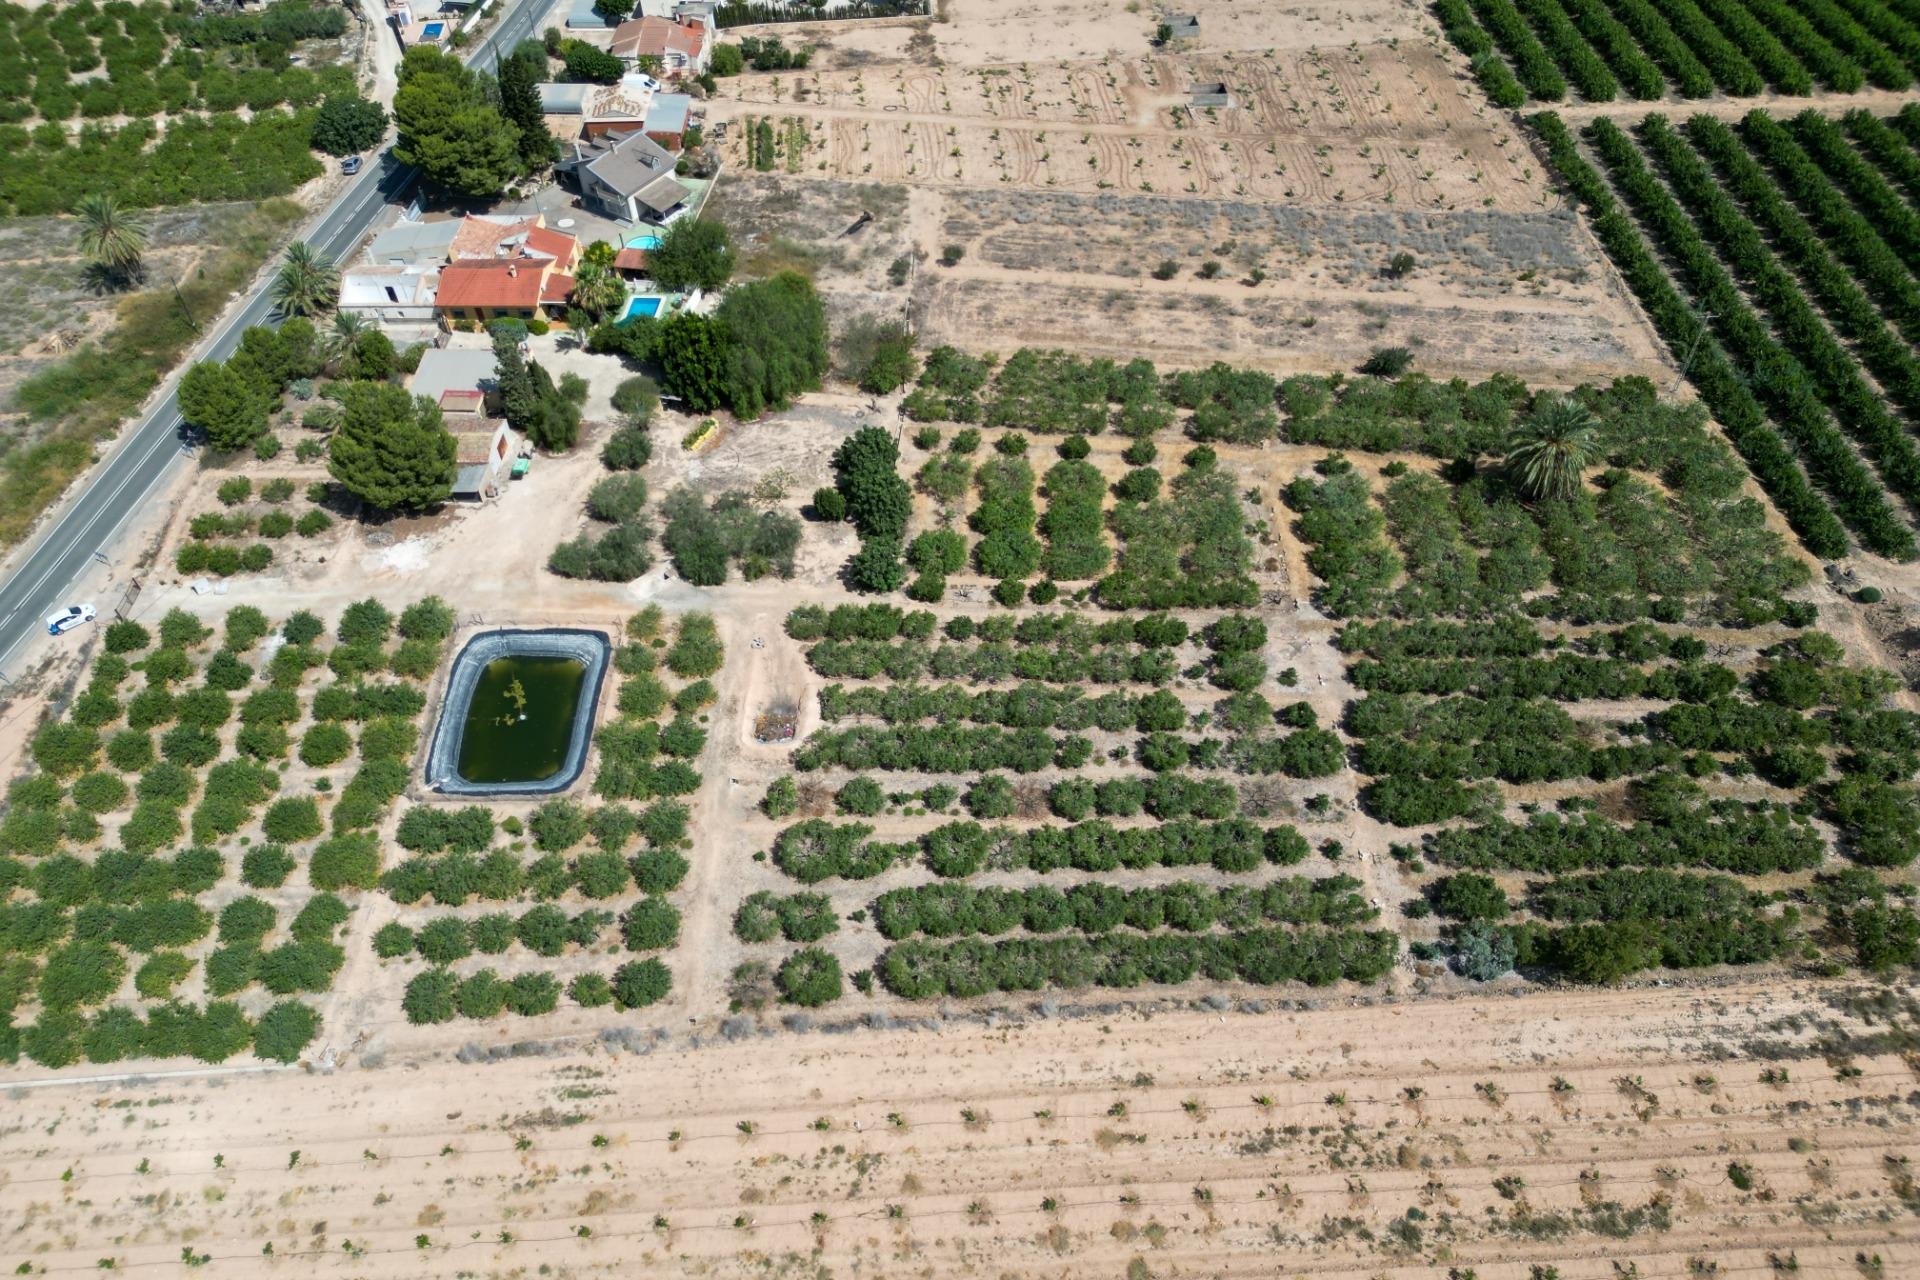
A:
[[45, 603, 96, 635]]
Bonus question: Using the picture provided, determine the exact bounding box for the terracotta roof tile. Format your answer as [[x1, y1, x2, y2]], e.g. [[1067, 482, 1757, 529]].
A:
[[436, 260, 549, 310], [611, 16, 706, 61]]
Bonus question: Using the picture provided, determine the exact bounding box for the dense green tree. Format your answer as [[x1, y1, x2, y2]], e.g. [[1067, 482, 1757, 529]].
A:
[[328, 382, 456, 511], [831, 425, 910, 539], [561, 41, 623, 83], [393, 46, 522, 197], [310, 94, 386, 156], [179, 360, 268, 451], [648, 218, 735, 293], [713, 271, 829, 419], [656, 311, 729, 412]]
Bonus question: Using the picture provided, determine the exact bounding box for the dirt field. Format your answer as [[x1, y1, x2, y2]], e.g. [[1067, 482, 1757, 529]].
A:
[[704, 2, 1668, 384], [4, 980, 1916, 1276]]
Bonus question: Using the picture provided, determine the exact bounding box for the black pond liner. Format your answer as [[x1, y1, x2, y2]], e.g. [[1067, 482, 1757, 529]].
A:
[[424, 628, 611, 797]]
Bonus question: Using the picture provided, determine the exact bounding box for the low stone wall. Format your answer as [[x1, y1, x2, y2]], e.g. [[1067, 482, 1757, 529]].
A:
[[424, 628, 611, 798]]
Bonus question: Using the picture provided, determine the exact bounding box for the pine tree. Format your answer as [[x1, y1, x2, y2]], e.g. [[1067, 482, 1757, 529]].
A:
[[179, 361, 268, 452], [328, 382, 456, 511]]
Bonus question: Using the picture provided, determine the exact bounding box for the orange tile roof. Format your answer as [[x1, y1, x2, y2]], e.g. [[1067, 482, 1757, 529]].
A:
[[525, 225, 577, 263], [613, 248, 649, 272], [540, 273, 576, 305], [612, 16, 706, 61], [436, 260, 550, 310]]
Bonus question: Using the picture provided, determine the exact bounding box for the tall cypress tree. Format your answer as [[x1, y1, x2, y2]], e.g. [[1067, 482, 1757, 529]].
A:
[[496, 46, 558, 171], [491, 326, 538, 429]]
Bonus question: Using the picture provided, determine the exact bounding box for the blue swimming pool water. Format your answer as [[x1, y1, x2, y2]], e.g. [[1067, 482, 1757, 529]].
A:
[[617, 296, 663, 324], [422, 21, 445, 37], [625, 234, 663, 250]]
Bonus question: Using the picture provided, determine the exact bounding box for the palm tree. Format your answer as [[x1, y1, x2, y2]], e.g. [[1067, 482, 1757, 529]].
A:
[[271, 241, 340, 318], [1504, 396, 1602, 502], [75, 193, 149, 286], [569, 261, 626, 321]]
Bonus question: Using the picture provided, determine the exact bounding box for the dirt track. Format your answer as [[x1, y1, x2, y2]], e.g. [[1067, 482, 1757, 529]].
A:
[[6, 979, 1916, 1275]]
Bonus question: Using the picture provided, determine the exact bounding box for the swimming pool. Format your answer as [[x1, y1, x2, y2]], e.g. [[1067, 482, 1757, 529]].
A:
[[422, 21, 445, 37], [617, 295, 663, 324], [625, 234, 663, 250]]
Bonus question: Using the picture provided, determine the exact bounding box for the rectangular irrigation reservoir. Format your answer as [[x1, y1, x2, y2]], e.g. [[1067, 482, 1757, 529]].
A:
[[426, 629, 609, 796]]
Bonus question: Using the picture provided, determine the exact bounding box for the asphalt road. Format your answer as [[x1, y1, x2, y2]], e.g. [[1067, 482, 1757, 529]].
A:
[[0, 0, 551, 675]]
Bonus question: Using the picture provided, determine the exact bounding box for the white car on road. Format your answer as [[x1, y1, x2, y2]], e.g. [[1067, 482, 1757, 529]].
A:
[[45, 603, 96, 635]]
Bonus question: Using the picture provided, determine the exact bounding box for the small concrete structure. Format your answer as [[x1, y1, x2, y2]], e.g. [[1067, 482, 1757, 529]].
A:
[[448, 418, 517, 499], [340, 268, 438, 326], [367, 219, 461, 267], [410, 348, 500, 410], [1166, 13, 1200, 41], [424, 629, 611, 797], [1189, 81, 1232, 109], [564, 0, 620, 29], [536, 82, 594, 114]]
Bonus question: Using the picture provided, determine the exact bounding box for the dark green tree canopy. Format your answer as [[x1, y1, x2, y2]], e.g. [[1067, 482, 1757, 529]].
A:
[[648, 218, 735, 293], [393, 47, 521, 197], [328, 381, 456, 511], [310, 94, 387, 157], [179, 360, 268, 451]]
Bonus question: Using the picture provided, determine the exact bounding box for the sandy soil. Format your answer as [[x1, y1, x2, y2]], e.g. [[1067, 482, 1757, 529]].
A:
[[3, 979, 1916, 1276], [704, 15, 1670, 386]]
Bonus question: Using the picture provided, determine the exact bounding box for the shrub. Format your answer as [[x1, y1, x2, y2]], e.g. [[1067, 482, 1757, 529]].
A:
[[589, 473, 650, 523], [31, 723, 99, 777], [337, 599, 393, 645], [611, 958, 671, 1009], [262, 797, 323, 843], [1360, 347, 1412, 377], [666, 613, 724, 678], [417, 917, 473, 965], [39, 941, 126, 1009], [253, 1000, 320, 1063], [403, 968, 459, 1024], [397, 597, 455, 642], [309, 832, 381, 890], [623, 897, 681, 950], [569, 973, 614, 1007], [105, 620, 151, 654], [134, 951, 194, 999], [812, 487, 847, 521], [602, 425, 653, 471], [106, 730, 155, 773], [777, 947, 843, 1006], [283, 611, 324, 644], [632, 848, 689, 894], [299, 722, 353, 767], [763, 776, 798, 817], [71, 771, 129, 814], [531, 799, 590, 851]]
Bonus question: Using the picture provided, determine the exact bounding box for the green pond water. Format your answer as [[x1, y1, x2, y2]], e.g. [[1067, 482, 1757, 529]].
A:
[[456, 656, 587, 784]]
